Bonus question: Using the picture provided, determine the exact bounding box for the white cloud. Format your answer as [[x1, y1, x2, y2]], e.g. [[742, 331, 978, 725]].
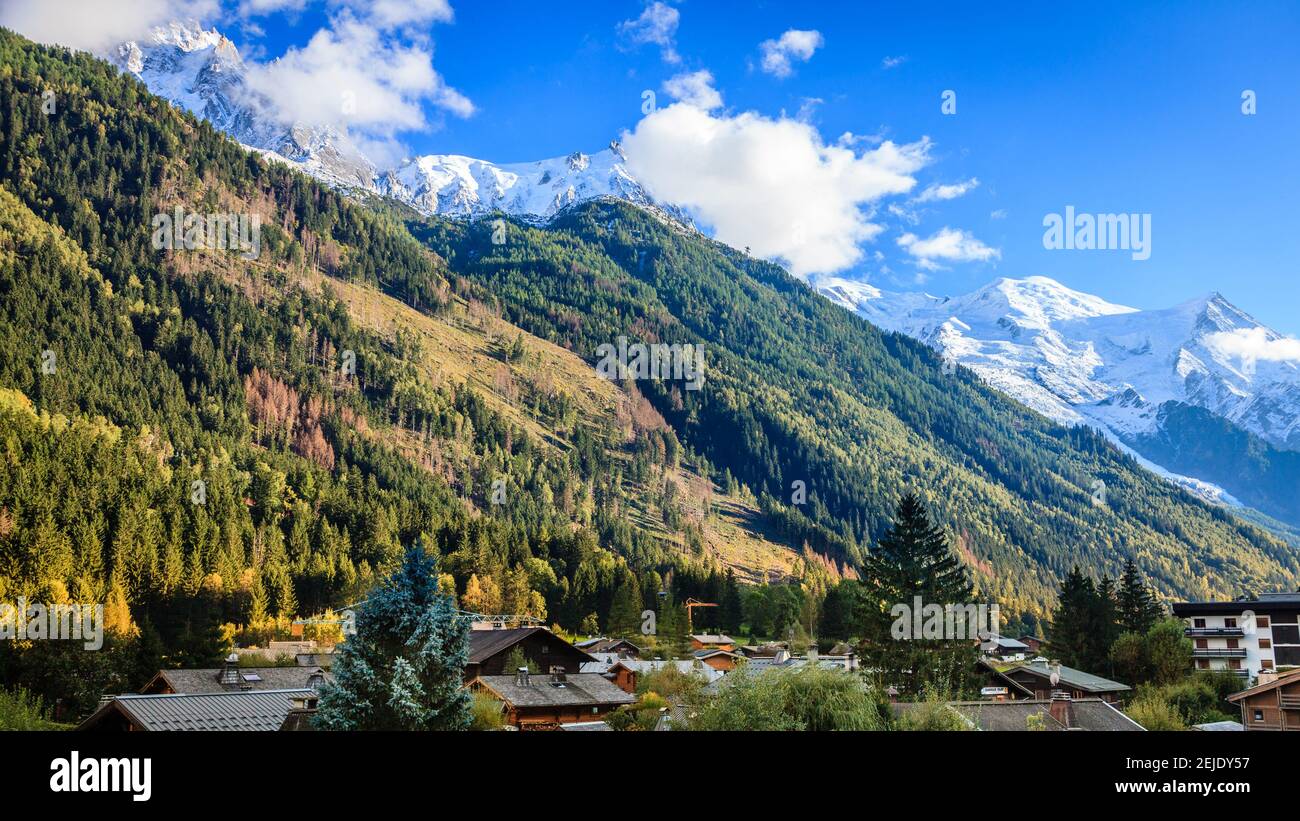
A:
[[238, 0, 309, 17], [990, 208, 1007, 220], [882, 55, 906, 69], [618, 1, 680, 64], [622, 104, 930, 277], [243, 14, 472, 163], [759, 29, 823, 78], [662, 70, 722, 110], [912, 177, 979, 203], [0, 0, 218, 52], [1206, 327, 1300, 364], [897, 227, 1000, 270], [341, 0, 455, 29]]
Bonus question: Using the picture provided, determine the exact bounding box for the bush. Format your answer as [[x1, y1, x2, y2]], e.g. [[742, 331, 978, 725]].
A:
[[1126, 692, 1186, 730], [688, 666, 885, 731], [0, 687, 67, 730], [469, 691, 506, 731]]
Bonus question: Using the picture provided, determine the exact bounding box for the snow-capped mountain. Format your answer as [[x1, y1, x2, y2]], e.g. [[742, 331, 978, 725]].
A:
[[111, 22, 376, 189], [376, 144, 691, 225], [819, 274, 1300, 522], [820, 275, 1300, 449], [109, 22, 684, 224]]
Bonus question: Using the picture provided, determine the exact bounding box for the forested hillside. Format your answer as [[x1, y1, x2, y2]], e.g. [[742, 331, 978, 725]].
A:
[[0, 28, 1295, 717], [412, 202, 1300, 613]]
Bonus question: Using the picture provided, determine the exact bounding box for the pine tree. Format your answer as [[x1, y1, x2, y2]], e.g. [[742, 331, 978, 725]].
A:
[[719, 568, 743, 634], [317, 543, 471, 731], [607, 574, 642, 638], [859, 493, 978, 695], [1047, 566, 1103, 670], [1118, 558, 1163, 635]]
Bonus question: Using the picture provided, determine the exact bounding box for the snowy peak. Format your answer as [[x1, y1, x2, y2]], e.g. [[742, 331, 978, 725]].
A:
[[956, 276, 1137, 328], [377, 144, 690, 224], [109, 23, 683, 224]]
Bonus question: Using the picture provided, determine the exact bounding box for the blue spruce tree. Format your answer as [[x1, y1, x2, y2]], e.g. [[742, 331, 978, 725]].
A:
[[317, 542, 471, 730]]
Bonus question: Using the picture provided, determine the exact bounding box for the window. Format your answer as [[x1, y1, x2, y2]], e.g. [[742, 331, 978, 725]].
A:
[[1229, 659, 1242, 670], [1260, 638, 1272, 649], [1196, 659, 1210, 669], [1258, 616, 1271, 628], [1254, 709, 1264, 722], [1262, 659, 1274, 670], [1194, 618, 1206, 628], [1195, 639, 1208, 649], [1227, 639, 1239, 649], [1225, 618, 1237, 628]]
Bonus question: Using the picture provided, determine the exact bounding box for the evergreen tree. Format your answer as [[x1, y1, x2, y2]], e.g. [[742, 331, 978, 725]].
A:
[[317, 543, 471, 731], [607, 574, 642, 638], [859, 493, 978, 696], [1047, 566, 1108, 671], [1118, 558, 1163, 635]]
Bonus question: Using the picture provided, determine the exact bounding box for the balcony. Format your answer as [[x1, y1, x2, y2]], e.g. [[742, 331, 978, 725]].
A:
[[1185, 627, 1245, 638], [1281, 695, 1300, 710], [1191, 648, 1247, 658]]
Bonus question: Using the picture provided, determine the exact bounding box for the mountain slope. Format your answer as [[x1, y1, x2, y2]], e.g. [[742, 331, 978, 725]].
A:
[[411, 203, 1300, 614]]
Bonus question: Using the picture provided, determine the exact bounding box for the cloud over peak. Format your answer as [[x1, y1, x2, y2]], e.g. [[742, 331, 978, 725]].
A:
[[623, 104, 929, 277]]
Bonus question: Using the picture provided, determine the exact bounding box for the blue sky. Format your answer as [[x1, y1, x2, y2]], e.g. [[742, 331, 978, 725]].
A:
[[9, 0, 1300, 333]]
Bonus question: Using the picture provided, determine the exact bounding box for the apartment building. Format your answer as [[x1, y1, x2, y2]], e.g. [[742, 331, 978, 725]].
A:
[[1171, 592, 1300, 681]]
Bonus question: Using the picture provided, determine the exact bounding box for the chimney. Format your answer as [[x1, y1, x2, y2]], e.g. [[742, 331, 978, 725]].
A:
[[1048, 690, 1074, 729], [549, 665, 567, 684], [516, 666, 530, 687]]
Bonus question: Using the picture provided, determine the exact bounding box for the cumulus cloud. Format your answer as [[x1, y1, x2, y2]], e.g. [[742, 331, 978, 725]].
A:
[[759, 29, 823, 78], [618, 1, 681, 63], [622, 104, 930, 277], [0, 0, 218, 52], [244, 15, 472, 139], [897, 227, 1000, 270], [912, 177, 979, 203], [238, 0, 309, 17], [1206, 328, 1300, 364], [882, 55, 906, 69], [662, 70, 722, 110]]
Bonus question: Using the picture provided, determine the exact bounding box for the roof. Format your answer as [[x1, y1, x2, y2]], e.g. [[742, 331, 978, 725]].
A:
[[467, 627, 592, 664], [475, 673, 636, 709], [1192, 721, 1244, 731], [574, 637, 641, 654], [690, 634, 734, 644], [143, 666, 329, 694], [557, 720, 612, 731], [1001, 660, 1131, 693], [930, 699, 1145, 731], [1173, 592, 1300, 614], [692, 648, 739, 660], [580, 657, 727, 684], [991, 637, 1030, 651], [1227, 667, 1300, 702], [80, 689, 316, 731]]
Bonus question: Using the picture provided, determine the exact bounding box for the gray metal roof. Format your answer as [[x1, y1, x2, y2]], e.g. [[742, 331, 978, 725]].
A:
[[146, 666, 329, 694], [86, 689, 316, 731], [1009, 660, 1131, 693], [475, 673, 636, 709], [937, 699, 1145, 731]]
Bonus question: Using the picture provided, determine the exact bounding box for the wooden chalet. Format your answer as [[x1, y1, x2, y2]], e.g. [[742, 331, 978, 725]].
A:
[[464, 627, 594, 681], [472, 667, 635, 729], [1228, 668, 1300, 731]]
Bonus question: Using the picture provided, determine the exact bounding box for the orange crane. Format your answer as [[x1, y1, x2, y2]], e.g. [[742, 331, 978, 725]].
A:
[[684, 598, 718, 634]]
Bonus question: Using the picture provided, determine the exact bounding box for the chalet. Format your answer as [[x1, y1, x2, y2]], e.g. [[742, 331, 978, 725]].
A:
[[574, 637, 642, 658], [464, 627, 594, 681], [980, 634, 1030, 661], [894, 694, 1145, 731], [692, 648, 740, 671], [1019, 635, 1045, 654], [980, 659, 1131, 704], [737, 641, 788, 659], [472, 667, 635, 728], [1228, 668, 1300, 731], [581, 656, 726, 694], [689, 633, 735, 652], [140, 654, 329, 695], [79, 689, 317, 732]]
